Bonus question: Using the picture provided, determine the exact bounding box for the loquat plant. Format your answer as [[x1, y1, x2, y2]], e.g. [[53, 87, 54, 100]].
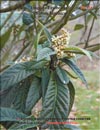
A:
[[1, 1, 98, 130]]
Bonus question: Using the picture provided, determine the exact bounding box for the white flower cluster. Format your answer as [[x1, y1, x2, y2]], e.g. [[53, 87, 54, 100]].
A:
[[51, 29, 71, 58]]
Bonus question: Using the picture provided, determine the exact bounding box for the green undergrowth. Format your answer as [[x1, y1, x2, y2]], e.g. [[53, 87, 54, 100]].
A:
[[72, 70, 100, 130]]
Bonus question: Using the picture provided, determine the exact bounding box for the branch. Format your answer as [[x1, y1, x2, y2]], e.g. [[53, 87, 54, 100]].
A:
[[87, 43, 100, 52], [45, 2, 66, 24], [84, 9, 98, 48], [0, 41, 30, 72], [69, 4, 100, 20], [12, 41, 30, 61], [75, 34, 100, 46], [51, 1, 78, 34], [44, 6, 56, 24], [47, 3, 100, 29], [0, 0, 32, 13]]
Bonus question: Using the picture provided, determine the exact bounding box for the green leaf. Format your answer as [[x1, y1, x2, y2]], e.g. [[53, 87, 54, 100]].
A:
[[0, 86, 17, 107], [8, 122, 38, 130], [40, 72, 70, 129], [0, 76, 33, 115], [0, 61, 35, 91], [30, 60, 48, 69], [88, 51, 100, 59], [12, 77, 32, 114], [34, 29, 43, 49], [65, 70, 78, 79], [37, 47, 56, 61], [37, 41, 51, 55], [42, 40, 51, 48], [30, 29, 43, 56], [62, 58, 88, 87], [43, 27, 52, 43], [56, 66, 69, 84], [8, 116, 38, 130], [23, 12, 34, 25], [74, 24, 84, 30], [25, 77, 42, 113], [0, 107, 27, 121], [0, 27, 12, 50], [36, 20, 52, 43], [67, 81, 75, 114], [41, 68, 50, 100], [64, 46, 92, 60]]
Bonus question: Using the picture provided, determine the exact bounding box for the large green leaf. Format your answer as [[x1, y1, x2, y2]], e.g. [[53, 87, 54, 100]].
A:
[[25, 77, 42, 113], [0, 77, 34, 129], [67, 81, 75, 114], [0, 61, 35, 91], [0, 107, 27, 121], [64, 46, 92, 60], [0, 76, 33, 115], [0, 27, 12, 50], [41, 68, 50, 101], [62, 58, 88, 87], [37, 47, 56, 61], [40, 72, 70, 129], [56, 66, 69, 85], [0, 86, 17, 107], [12, 77, 32, 114]]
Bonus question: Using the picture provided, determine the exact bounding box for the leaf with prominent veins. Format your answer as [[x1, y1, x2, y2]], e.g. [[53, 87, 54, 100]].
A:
[[40, 72, 70, 129]]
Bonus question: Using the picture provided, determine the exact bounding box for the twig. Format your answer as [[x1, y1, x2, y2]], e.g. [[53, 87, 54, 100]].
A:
[[51, 1, 78, 34], [44, 6, 56, 24], [84, 9, 98, 48], [46, 3, 100, 29], [12, 41, 30, 61], [87, 43, 100, 52], [45, 2, 66, 24], [69, 4, 100, 20], [75, 34, 100, 46], [80, 14, 87, 41], [0, 41, 31, 72]]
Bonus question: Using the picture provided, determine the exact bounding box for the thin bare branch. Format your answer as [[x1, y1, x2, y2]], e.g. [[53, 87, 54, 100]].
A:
[[51, 1, 78, 34], [84, 9, 98, 48], [69, 4, 100, 20]]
